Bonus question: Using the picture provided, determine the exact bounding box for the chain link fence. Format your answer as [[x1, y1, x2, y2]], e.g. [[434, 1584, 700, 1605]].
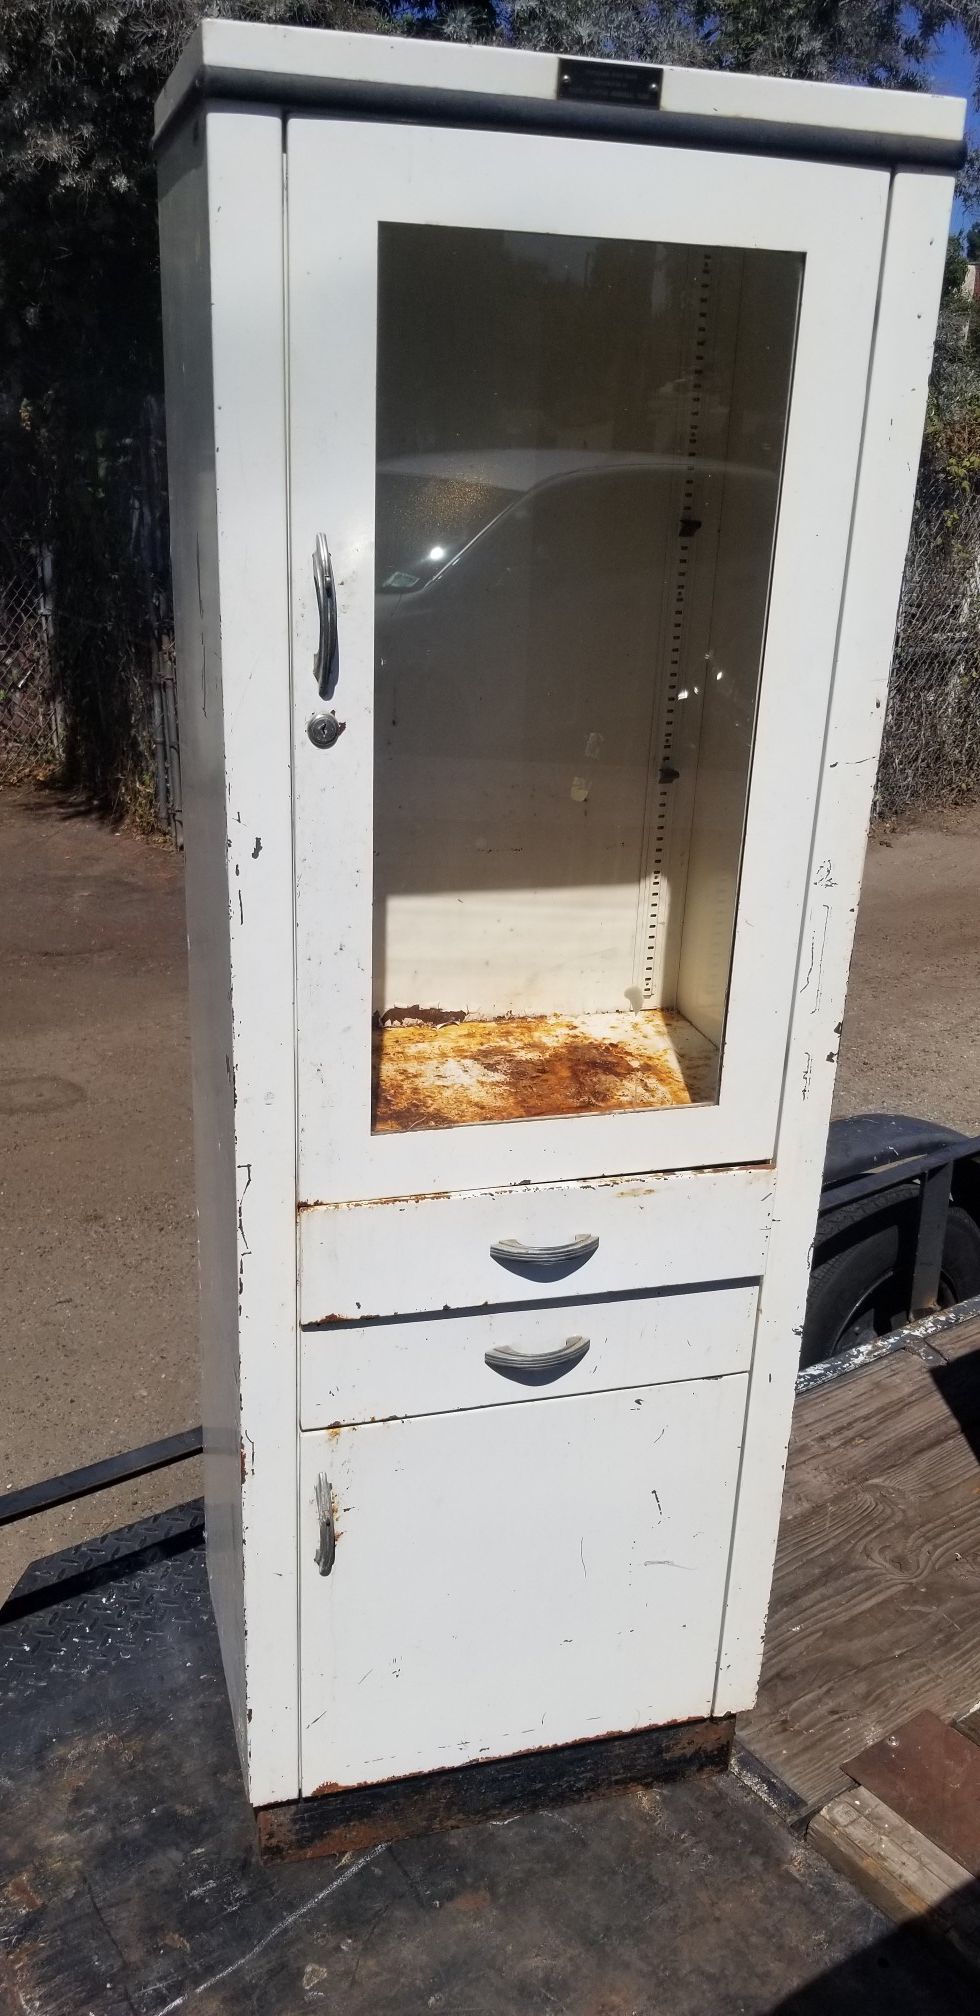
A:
[[1, 409, 977, 835], [874, 473, 980, 822], [0, 399, 182, 838], [0, 533, 60, 785]]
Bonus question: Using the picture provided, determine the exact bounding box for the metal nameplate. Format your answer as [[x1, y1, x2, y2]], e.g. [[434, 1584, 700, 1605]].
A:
[[556, 58, 663, 110]]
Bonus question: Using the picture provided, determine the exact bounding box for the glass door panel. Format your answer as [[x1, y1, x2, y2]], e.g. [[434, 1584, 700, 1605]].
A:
[[287, 115, 887, 1200], [371, 225, 800, 1133]]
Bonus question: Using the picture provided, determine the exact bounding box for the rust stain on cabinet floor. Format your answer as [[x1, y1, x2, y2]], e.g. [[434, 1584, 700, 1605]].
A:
[[371, 1008, 718, 1133]]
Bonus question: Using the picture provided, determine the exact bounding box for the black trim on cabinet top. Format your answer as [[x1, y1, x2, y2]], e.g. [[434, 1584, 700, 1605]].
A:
[[154, 67, 967, 172]]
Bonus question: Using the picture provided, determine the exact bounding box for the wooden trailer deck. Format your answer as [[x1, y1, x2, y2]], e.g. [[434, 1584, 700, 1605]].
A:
[[739, 1305, 980, 1811]]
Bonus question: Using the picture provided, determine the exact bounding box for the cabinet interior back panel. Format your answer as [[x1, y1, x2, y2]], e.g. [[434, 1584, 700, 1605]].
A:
[[372, 227, 800, 1131]]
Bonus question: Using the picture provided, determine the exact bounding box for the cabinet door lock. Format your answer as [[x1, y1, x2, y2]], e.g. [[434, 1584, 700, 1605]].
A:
[[307, 712, 345, 750]]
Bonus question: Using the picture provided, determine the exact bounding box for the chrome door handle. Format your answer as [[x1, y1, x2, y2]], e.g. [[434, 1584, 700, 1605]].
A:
[[485, 1336, 590, 1378], [313, 533, 337, 699], [489, 1233, 599, 1268]]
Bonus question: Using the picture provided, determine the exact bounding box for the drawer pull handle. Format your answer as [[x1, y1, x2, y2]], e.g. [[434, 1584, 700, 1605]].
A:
[[485, 1336, 590, 1379], [489, 1233, 599, 1270]]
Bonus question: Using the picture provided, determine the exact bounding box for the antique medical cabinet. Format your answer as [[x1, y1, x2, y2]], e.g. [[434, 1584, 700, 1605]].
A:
[[156, 22, 962, 1837]]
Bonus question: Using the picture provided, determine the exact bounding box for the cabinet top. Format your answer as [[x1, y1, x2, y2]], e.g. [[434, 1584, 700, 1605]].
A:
[[155, 20, 965, 168]]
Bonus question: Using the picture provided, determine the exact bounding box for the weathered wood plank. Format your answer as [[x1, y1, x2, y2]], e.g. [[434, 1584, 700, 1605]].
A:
[[738, 1323, 980, 1806], [809, 1786, 980, 1979], [780, 1328, 980, 1524], [935, 1316, 980, 1365]]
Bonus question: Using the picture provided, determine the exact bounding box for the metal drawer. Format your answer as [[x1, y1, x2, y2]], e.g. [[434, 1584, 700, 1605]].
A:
[[300, 1281, 758, 1428], [298, 1164, 772, 1326]]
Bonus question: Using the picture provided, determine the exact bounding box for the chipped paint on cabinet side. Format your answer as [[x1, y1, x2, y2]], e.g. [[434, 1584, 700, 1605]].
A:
[[159, 106, 300, 1804]]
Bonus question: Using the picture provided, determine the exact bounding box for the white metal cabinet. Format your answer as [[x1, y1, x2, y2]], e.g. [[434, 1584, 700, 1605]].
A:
[[299, 1375, 747, 1789], [156, 22, 961, 1812]]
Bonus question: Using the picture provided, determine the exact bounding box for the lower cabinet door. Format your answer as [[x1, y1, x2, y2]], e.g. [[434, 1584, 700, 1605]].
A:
[[299, 1374, 748, 1792]]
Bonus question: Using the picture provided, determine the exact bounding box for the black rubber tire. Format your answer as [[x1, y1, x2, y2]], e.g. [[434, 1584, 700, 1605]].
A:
[[800, 1189, 980, 1371], [940, 1203, 980, 1302]]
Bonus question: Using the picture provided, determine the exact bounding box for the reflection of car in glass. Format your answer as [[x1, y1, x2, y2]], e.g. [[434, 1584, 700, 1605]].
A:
[[375, 448, 772, 600], [374, 446, 773, 848], [376, 453, 525, 595]]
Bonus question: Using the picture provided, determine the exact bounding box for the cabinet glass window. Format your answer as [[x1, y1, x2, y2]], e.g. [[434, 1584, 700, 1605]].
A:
[[372, 224, 801, 1132]]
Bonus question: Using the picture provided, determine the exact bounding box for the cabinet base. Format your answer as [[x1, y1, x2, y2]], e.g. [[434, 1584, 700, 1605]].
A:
[[256, 1714, 734, 1862]]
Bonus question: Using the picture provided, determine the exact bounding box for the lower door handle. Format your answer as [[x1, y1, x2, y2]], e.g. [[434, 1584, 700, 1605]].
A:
[[485, 1336, 590, 1378]]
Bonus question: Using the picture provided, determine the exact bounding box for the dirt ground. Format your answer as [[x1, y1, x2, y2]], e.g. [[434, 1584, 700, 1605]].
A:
[[833, 801, 980, 1136], [0, 787, 198, 1598], [2, 785, 979, 1598]]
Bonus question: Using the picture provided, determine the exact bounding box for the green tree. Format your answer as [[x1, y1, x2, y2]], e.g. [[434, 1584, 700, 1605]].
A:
[[4, 0, 979, 428], [686, 1, 980, 85], [945, 232, 969, 297], [0, 1, 383, 809], [466, 1, 980, 90], [0, 3, 383, 429]]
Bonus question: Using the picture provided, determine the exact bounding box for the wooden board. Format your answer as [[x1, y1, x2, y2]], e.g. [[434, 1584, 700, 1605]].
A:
[[810, 1785, 980, 1979], [844, 1712, 980, 1876], [738, 1313, 980, 1808]]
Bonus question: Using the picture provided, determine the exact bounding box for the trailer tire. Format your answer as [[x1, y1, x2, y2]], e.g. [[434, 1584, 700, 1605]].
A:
[[939, 1203, 980, 1306], [801, 1190, 980, 1370]]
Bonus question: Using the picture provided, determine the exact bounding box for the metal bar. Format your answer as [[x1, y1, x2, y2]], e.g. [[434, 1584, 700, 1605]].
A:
[[819, 1137, 980, 1216], [795, 1290, 980, 1396], [729, 1740, 815, 1834], [796, 1326, 942, 1396], [910, 1160, 953, 1317], [0, 1428, 204, 1528], [154, 73, 968, 172]]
